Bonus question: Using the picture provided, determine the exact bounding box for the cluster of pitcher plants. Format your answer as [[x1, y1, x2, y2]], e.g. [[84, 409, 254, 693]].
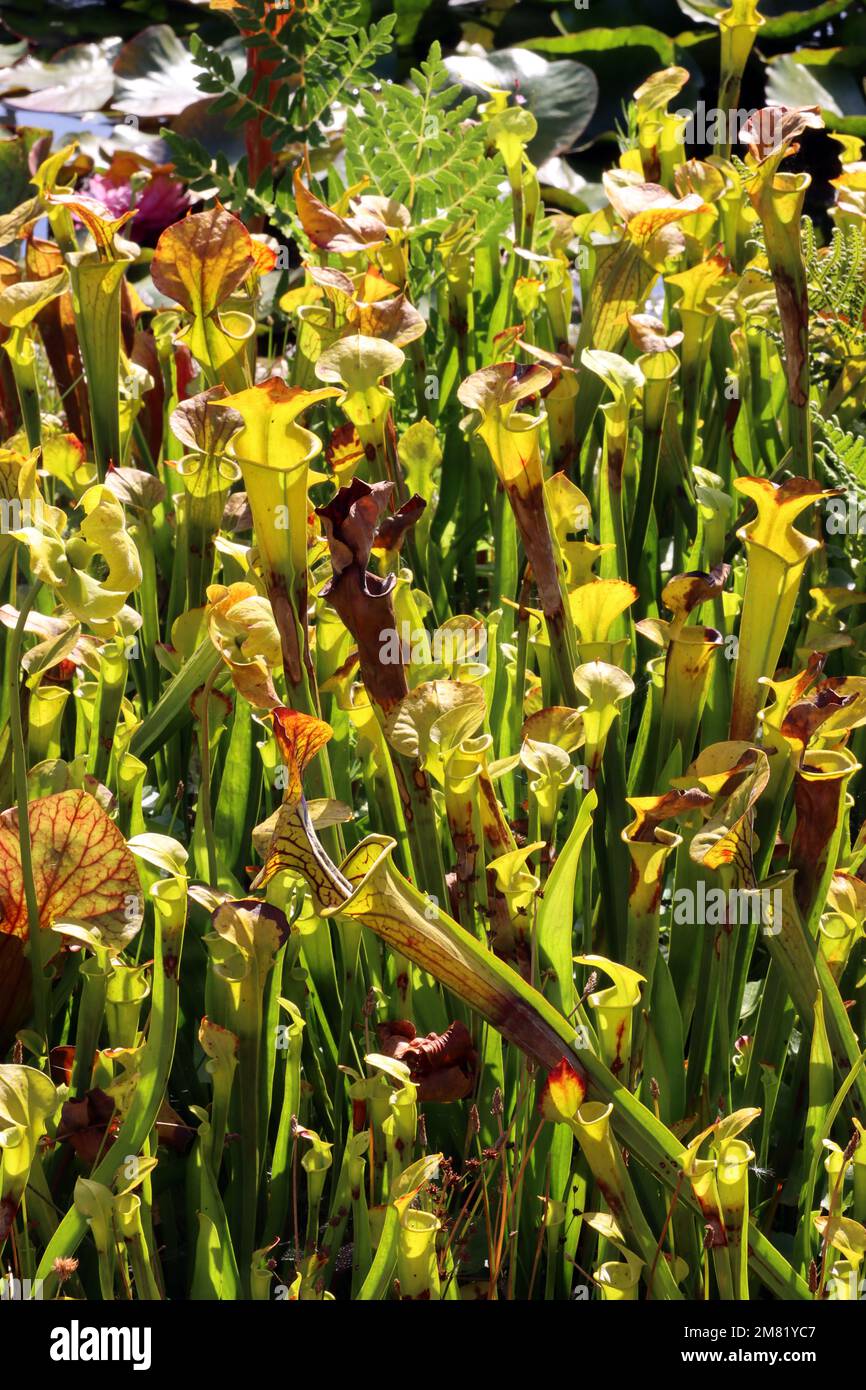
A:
[[2, 5, 866, 1304]]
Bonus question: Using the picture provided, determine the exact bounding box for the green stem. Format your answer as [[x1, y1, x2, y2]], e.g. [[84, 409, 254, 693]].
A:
[[198, 664, 220, 888]]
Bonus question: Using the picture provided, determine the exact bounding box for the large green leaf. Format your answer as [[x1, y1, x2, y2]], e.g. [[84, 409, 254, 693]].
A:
[[766, 52, 866, 119], [112, 25, 242, 119], [525, 26, 678, 66], [443, 47, 598, 165], [0, 39, 119, 113]]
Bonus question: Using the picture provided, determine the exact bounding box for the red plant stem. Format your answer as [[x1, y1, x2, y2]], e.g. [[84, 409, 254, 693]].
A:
[[243, 3, 295, 217]]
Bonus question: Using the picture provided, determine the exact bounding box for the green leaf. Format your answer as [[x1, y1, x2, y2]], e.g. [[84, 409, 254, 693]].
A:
[[525, 27, 677, 66], [762, 0, 852, 39], [129, 640, 222, 762], [642, 953, 686, 1124], [536, 791, 597, 1016]]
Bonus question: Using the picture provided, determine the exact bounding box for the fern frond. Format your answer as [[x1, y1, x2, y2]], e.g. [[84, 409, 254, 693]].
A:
[[343, 41, 505, 237], [163, 0, 395, 218], [813, 405, 866, 496], [803, 217, 866, 348]]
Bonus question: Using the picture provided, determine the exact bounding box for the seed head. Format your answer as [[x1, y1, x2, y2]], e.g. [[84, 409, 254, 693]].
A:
[[52, 1257, 79, 1285]]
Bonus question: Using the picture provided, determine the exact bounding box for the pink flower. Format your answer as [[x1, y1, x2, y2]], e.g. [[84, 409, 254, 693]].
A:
[[80, 168, 191, 247], [133, 173, 191, 245], [81, 173, 134, 221]]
